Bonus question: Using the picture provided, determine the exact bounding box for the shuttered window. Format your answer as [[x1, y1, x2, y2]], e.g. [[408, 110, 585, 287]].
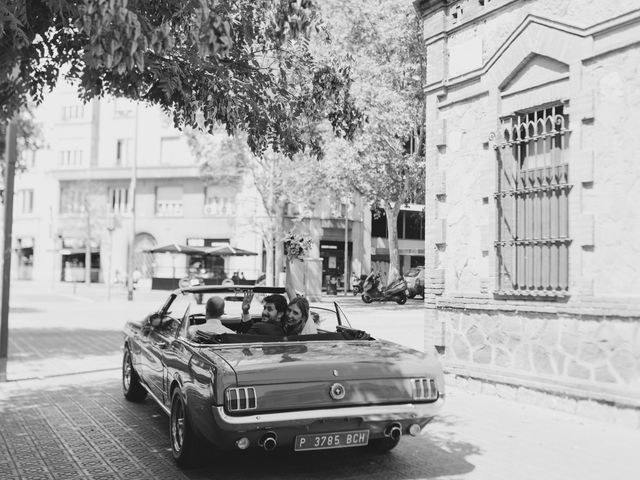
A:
[[494, 104, 572, 297]]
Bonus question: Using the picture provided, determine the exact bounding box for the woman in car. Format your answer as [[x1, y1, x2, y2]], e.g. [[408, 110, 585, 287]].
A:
[[284, 296, 317, 336]]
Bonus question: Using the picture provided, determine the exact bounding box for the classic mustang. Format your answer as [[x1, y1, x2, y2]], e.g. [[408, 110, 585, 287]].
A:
[[122, 286, 444, 466]]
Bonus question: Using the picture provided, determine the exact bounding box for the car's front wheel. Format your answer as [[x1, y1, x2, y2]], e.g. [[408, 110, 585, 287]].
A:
[[122, 347, 147, 402], [362, 293, 373, 304], [170, 389, 202, 467], [368, 436, 401, 453]]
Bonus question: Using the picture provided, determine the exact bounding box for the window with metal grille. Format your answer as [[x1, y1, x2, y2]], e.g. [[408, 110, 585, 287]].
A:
[[108, 187, 129, 214], [494, 104, 572, 297]]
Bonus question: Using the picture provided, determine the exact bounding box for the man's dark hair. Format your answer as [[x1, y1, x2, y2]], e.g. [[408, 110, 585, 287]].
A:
[[263, 294, 287, 314], [206, 296, 225, 318]]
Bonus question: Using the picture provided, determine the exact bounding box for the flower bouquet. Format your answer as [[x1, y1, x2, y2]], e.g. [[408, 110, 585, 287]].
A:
[[284, 231, 313, 261]]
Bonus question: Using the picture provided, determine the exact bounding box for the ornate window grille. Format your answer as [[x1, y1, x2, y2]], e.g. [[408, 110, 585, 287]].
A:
[[494, 104, 572, 297]]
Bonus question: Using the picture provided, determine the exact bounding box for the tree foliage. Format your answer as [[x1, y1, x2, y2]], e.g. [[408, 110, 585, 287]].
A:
[[0, 0, 361, 157], [189, 125, 348, 285], [0, 106, 44, 178], [317, 0, 426, 282]]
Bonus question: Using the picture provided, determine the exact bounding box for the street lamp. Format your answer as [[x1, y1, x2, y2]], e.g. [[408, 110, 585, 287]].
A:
[[107, 214, 115, 301], [127, 102, 140, 301]]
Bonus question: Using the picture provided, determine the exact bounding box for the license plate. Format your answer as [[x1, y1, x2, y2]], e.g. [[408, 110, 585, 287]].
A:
[[294, 430, 369, 451]]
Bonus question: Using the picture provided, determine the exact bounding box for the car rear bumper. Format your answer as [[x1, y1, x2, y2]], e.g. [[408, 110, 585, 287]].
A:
[[211, 395, 445, 429]]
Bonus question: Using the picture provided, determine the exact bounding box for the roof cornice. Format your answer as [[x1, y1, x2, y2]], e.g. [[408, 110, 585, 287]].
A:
[[413, 0, 449, 17]]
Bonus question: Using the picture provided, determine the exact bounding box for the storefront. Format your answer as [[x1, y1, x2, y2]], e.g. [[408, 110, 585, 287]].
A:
[[186, 237, 229, 284], [319, 240, 352, 293], [60, 238, 100, 282], [14, 237, 34, 280]]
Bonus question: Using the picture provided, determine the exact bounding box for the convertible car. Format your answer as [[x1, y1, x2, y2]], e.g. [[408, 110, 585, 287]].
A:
[[122, 286, 444, 467]]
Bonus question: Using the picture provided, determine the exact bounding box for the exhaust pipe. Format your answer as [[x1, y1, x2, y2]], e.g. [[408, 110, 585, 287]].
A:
[[260, 432, 277, 452], [384, 423, 402, 440]]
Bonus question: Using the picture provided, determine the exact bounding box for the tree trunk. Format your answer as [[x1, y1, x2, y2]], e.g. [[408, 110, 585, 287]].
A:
[[274, 202, 285, 286], [264, 234, 274, 287], [385, 200, 402, 286]]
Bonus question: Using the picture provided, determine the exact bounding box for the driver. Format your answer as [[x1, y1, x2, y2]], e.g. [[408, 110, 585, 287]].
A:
[[187, 296, 234, 338]]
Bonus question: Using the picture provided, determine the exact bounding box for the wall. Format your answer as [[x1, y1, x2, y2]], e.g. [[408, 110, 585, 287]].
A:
[[418, 0, 640, 416]]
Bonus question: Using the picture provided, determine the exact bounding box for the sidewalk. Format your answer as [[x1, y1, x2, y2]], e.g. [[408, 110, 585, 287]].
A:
[[0, 369, 639, 480], [3, 280, 167, 381]]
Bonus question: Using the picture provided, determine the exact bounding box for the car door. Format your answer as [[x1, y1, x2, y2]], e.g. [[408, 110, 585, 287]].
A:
[[142, 293, 191, 400]]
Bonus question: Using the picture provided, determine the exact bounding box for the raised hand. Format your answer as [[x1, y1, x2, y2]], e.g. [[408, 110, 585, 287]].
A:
[[241, 290, 254, 314]]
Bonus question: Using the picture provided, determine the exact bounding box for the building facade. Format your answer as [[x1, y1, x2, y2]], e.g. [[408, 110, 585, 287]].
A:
[[416, 0, 640, 416], [12, 82, 266, 287], [11, 82, 425, 292]]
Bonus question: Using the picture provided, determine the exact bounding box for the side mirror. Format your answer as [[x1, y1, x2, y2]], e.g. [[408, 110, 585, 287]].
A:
[[147, 312, 162, 328]]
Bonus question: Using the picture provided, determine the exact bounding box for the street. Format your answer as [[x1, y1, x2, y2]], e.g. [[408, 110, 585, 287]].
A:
[[3, 281, 425, 380]]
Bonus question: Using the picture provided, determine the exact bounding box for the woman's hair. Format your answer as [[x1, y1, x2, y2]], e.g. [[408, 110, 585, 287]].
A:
[[288, 296, 309, 321]]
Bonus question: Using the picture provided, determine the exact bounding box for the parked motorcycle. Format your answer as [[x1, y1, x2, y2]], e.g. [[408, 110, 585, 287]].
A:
[[351, 274, 367, 296], [361, 271, 408, 304]]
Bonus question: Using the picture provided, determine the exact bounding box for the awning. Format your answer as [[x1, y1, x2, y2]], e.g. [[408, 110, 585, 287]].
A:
[[60, 248, 100, 255], [203, 245, 258, 256], [145, 243, 209, 255], [146, 243, 258, 256]]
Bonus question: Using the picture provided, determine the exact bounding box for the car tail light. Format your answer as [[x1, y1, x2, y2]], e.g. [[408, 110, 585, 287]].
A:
[[225, 387, 258, 412], [412, 378, 438, 401]]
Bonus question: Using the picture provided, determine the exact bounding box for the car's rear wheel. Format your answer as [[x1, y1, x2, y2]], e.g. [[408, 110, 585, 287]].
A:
[[362, 293, 373, 304], [395, 292, 407, 305], [122, 347, 147, 402], [170, 389, 201, 467], [368, 436, 401, 453]]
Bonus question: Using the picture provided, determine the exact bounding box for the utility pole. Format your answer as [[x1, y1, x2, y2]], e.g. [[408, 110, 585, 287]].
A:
[[127, 103, 139, 301], [1, 119, 18, 381]]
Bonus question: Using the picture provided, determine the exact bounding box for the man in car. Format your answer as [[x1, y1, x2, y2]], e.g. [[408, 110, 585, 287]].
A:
[[239, 292, 287, 335], [188, 296, 234, 338]]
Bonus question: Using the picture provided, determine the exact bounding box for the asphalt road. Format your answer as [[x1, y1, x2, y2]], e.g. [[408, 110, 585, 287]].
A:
[[4, 283, 426, 380]]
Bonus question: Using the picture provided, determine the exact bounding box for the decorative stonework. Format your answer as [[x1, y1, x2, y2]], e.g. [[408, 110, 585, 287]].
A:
[[442, 309, 640, 407]]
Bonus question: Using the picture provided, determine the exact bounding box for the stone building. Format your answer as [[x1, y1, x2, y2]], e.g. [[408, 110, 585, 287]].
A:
[[415, 0, 640, 420]]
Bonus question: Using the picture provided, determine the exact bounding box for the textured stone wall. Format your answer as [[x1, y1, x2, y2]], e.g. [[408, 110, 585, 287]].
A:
[[443, 309, 640, 402], [419, 0, 640, 412]]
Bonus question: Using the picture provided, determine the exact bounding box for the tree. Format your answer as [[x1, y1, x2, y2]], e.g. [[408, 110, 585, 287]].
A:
[[189, 126, 348, 286], [316, 0, 426, 284], [0, 0, 360, 158], [0, 106, 44, 179]]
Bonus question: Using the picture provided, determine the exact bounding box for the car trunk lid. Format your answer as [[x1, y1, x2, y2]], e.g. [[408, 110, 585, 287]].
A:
[[199, 341, 441, 413]]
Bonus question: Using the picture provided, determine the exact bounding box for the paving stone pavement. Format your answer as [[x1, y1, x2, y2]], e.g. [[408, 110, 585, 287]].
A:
[[1, 370, 639, 480]]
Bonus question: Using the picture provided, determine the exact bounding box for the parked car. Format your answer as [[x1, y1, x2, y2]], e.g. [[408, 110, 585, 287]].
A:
[[404, 266, 425, 298], [122, 285, 444, 467]]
